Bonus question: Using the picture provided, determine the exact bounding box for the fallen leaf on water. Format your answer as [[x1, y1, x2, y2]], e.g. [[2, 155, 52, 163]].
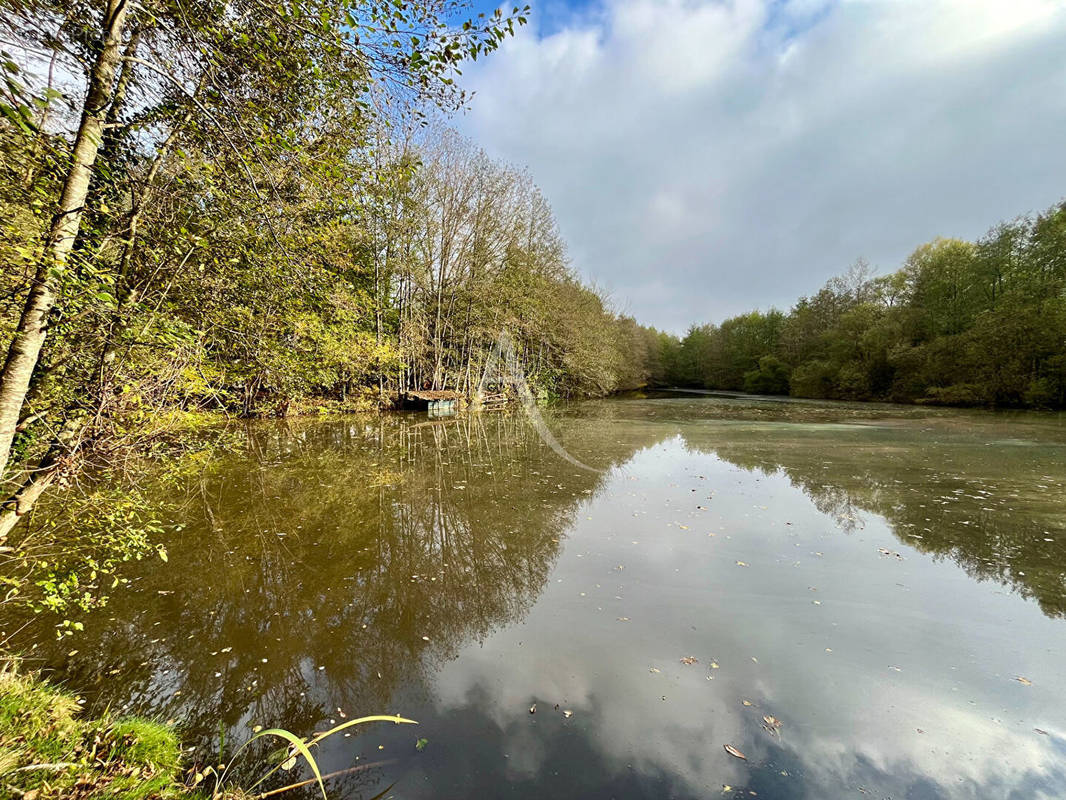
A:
[[680, 656, 698, 665], [563, 710, 573, 718], [723, 744, 747, 760], [742, 700, 753, 707], [529, 703, 537, 714], [1034, 728, 1048, 735], [1015, 676, 1033, 686], [763, 715, 782, 734], [710, 661, 720, 669], [736, 561, 749, 567], [649, 667, 661, 673]]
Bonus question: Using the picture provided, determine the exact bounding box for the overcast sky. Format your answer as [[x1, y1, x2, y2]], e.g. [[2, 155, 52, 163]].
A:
[[456, 0, 1066, 332]]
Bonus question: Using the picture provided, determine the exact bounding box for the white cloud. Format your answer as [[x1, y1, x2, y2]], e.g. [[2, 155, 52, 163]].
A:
[[459, 0, 1066, 331]]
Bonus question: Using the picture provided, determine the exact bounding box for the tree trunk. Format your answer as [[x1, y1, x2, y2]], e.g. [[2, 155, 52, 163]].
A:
[[0, 0, 131, 477], [0, 415, 85, 544]]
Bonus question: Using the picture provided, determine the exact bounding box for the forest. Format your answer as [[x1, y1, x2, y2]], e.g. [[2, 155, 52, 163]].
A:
[[0, 0, 657, 547], [646, 201, 1066, 410], [0, 0, 1063, 577], [1, 2, 1065, 797]]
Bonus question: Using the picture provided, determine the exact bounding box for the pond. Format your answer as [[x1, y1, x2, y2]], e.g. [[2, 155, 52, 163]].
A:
[[10, 394, 1066, 799]]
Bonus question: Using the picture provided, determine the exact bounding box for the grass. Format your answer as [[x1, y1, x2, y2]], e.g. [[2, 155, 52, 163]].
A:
[[0, 664, 232, 799], [0, 664, 415, 800]]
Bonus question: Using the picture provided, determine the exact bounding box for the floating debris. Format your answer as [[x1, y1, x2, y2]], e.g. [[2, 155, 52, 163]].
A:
[[680, 656, 698, 665], [563, 710, 573, 719], [1015, 676, 1033, 686], [762, 715, 782, 735], [723, 744, 747, 760], [529, 703, 537, 714]]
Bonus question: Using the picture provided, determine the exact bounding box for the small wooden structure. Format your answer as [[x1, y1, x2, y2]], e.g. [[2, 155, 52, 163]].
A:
[[403, 390, 463, 415], [477, 391, 510, 410]]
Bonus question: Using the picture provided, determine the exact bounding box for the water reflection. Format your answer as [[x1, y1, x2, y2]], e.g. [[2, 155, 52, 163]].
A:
[[7, 397, 1066, 799]]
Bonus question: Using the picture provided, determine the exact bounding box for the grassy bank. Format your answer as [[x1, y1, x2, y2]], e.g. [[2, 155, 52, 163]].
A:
[[0, 666, 232, 800]]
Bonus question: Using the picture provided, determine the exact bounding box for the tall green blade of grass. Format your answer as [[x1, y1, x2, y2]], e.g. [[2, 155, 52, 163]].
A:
[[219, 714, 416, 800]]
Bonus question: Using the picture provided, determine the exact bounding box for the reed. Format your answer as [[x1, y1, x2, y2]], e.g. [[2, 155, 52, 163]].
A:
[[198, 715, 418, 800]]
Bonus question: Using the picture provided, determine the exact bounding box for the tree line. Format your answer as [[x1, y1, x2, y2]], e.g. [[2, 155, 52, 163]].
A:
[[644, 201, 1066, 409], [0, 0, 652, 545], [1, 0, 1062, 553]]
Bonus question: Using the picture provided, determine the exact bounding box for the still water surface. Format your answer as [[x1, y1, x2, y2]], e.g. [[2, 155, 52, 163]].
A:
[[16, 394, 1066, 799]]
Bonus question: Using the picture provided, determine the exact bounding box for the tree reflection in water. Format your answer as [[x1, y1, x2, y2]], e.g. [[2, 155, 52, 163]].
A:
[[13, 412, 653, 793], [7, 397, 1066, 799]]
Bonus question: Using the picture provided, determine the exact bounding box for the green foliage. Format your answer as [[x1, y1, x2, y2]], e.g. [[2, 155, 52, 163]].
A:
[[0, 0, 545, 615], [0, 666, 412, 799], [16, 487, 168, 629], [743, 355, 790, 395], [661, 201, 1066, 408]]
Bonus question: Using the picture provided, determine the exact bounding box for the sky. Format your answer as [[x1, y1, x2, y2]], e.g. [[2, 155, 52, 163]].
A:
[[455, 0, 1066, 332]]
